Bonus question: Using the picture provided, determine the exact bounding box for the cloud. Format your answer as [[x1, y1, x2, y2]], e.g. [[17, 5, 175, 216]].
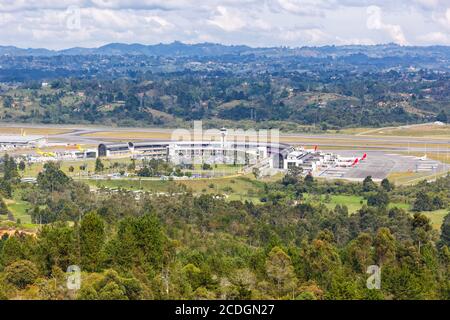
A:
[[208, 6, 246, 32], [272, 0, 327, 16], [0, 1, 448, 48], [366, 5, 408, 45], [418, 31, 450, 44]]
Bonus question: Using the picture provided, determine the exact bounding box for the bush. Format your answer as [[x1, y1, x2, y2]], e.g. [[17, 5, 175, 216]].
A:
[[5, 260, 39, 289]]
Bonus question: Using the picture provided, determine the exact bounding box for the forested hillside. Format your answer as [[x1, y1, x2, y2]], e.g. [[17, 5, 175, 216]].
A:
[[1, 158, 449, 300], [0, 43, 449, 129]]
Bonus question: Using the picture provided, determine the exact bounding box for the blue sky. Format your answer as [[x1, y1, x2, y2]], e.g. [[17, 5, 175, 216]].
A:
[[0, 0, 449, 49]]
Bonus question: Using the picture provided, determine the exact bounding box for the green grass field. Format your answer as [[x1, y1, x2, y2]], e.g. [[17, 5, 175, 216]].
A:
[[335, 124, 450, 138], [85, 174, 265, 201], [303, 194, 365, 213], [6, 199, 32, 224], [21, 157, 136, 178], [422, 209, 448, 230]]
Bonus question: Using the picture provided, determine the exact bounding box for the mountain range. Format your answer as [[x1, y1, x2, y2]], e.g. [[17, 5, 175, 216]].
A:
[[1, 42, 449, 58]]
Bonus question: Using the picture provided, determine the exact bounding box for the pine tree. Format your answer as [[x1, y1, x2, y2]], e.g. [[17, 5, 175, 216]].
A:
[[0, 196, 11, 216], [95, 158, 104, 173], [80, 212, 105, 272]]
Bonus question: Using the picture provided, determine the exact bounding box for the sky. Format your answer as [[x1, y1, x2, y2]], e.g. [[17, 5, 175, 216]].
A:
[[0, 0, 449, 49]]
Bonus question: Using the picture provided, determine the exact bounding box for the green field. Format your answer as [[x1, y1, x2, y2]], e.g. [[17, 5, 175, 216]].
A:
[[422, 210, 449, 230], [6, 199, 32, 224], [22, 158, 135, 177], [303, 194, 365, 213], [85, 174, 265, 200]]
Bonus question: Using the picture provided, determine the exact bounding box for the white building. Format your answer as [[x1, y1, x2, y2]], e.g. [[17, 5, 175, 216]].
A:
[[0, 135, 47, 150], [284, 149, 338, 173]]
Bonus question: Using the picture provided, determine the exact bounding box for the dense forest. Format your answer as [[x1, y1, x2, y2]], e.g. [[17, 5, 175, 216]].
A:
[[0, 156, 449, 300], [0, 43, 449, 129]]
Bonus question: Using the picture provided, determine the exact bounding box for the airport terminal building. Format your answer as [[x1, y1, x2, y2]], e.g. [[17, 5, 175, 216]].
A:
[[0, 135, 47, 150], [98, 140, 292, 169]]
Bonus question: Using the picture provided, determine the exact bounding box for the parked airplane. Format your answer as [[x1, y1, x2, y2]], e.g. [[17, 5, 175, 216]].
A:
[[36, 148, 57, 157]]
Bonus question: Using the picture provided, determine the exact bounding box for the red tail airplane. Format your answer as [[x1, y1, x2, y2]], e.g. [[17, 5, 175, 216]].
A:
[[361, 153, 367, 161], [351, 158, 359, 166]]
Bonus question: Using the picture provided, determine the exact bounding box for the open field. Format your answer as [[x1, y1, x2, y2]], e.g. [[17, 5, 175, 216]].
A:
[[6, 199, 32, 224], [422, 210, 448, 230], [22, 159, 100, 177], [332, 127, 374, 135], [81, 131, 173, 140], [0, 126, 72, 135], [388, 170, 449, 185], [85, 174, 265, 200], [20, 158, 245, 178], [359, 124, 450, 138], [303, 194, 365, 213], [335, 123, 450, 138]]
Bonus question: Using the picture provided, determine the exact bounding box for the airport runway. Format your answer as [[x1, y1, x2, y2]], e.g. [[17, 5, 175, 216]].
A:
[[2, 123, 449, 181], [3, 123, 449, 150]]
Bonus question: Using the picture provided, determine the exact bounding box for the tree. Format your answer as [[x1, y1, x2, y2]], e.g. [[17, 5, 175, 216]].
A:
[[98, 282, 128, 300], [132, 214, 165, 270], [37, 223, 77, 273], [252, 167, 260, 179], [77, 269, 142, 300], [363, 176, 377, 192], [344, 233, 373, 273], [127, 159, 136, 172], [441, 213, 450, 247], [381, 178, 393, 192], [374, 227, 396, 266], [37, 162, 71, 193], [5, 260, 39, 289], [0, 178, 12, 198], [0, 235, 35, 267], [18, 160, 26, 171], [367, 190, 389, 208], [80, 212, 105, 272], [282, 166, 303, 186], [2, 154, 19, 183], [413, 192, 433, 211], [202, 163, 212, 170], [68, 165, 75, 173], [265, 246, 297, 298], [95, 158, 104, 173], [0, 196, 11, 216], [3, 96, 13, 108], [436, 110, 448, 123], [432, 195, 445, 210], [304, 173, 314, 186]]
